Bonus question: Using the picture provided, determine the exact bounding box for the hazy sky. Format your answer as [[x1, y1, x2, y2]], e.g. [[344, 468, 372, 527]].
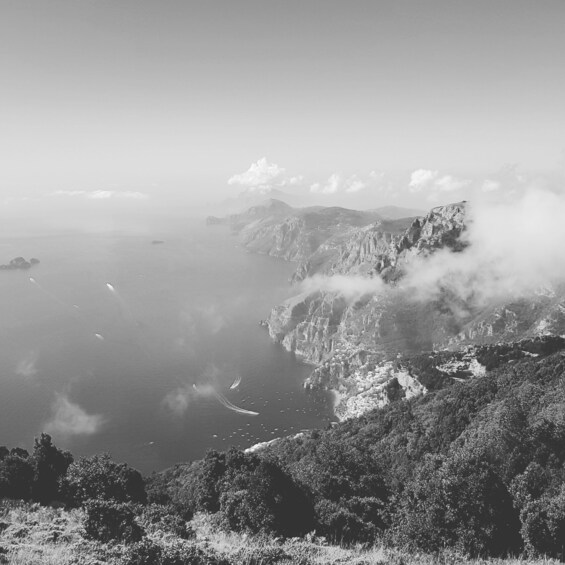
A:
[[1, 0, 564, 220]]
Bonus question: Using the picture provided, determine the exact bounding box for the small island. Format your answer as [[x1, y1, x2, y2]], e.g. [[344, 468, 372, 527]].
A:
[[0, 256, 40, 271]]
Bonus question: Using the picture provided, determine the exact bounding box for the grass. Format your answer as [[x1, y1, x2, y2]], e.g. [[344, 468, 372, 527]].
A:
[[0, 501, 562, 565]]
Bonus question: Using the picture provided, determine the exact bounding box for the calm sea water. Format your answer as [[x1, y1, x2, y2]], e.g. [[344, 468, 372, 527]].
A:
[[0, 224, 332, 472]]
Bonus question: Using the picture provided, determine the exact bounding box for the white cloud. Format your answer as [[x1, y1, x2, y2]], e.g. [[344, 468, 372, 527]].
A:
[[228, 158, 285, 190], [45, 394, 105, 437], [88, 190, 114, 199], [481, 179, 501, 193], [281, 175, 304, 186], [434, 175, 470, 193], [409, 169, 470, 200], [345, 175, 367, 193], [402, 188, 565, 309], [369, 170, 385, 182], [300, 274, 385, 300], [51, 189, 148, 200], [409, 169, 439, 192], [310, 173, 341, 194]]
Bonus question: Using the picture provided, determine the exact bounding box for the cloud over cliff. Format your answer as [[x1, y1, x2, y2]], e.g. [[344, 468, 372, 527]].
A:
[[300, 274, 385, 301], [402, 188, 565, 308]]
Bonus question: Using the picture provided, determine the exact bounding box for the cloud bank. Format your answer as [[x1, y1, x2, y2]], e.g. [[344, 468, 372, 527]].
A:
[[409, 169, 470, 200], [402, 188, 565, 308], [52, 190, 149, 200], [296, 186, 565, 325], [300, 274, 386, 301]]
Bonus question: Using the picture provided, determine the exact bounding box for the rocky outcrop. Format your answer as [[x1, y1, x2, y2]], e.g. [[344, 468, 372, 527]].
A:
[[0, 257, 40, 270], [214, 198, 565, 420], [210, 198, 416, 268], [261, 201, 565, 419], [266, 202, 469, 361], [306, 336, 565, 420]]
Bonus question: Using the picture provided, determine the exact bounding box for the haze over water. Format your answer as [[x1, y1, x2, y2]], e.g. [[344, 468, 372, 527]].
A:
[[0, 223, 332, 472]]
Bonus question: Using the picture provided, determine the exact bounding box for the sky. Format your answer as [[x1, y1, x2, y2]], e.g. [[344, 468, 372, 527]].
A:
[[1, 0, 564, 228]]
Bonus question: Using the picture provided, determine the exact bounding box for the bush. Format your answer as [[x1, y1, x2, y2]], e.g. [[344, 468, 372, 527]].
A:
[[219, 455, 313, 536], [123, 539, 227, 565], [520, 486, 565, 558], [62, 453, 146, 506], [183, 449, 313, 537], [140, 504, 194, 539], [31, 433, 73, 504], [83, 500, 144, 543], [394, 454, 521, 556], [0, 455, 34, 501]]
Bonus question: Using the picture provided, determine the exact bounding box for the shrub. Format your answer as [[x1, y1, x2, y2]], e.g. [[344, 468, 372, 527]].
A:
[[140, 504, 194, 539], [218, 455, 314, 536], [123, 539, 227, 565], [184, 449, 313, 537], [0, 455, 34, 501], [394, 454, 521, 556], [520, 486, 565, 558], [31, 433, 73, 504], [62, 453, 146, 506], [83, 500, 144, 543]]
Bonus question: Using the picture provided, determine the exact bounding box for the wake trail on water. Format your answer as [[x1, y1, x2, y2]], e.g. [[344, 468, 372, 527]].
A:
[[29, 277, 81, 315], [28, 278, 150, 355], [193, 384, 259, 416]]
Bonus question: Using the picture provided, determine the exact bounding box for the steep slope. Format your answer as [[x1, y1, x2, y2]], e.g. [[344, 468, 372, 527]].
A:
[[207, 199, 412, 265], [263, 201, 565, 419]]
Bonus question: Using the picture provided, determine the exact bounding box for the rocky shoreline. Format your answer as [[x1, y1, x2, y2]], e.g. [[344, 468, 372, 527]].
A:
[[214, 199, 565, 420]]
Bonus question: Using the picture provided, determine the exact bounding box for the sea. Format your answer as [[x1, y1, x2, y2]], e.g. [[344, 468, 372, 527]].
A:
[[0, 222, 333, 473]]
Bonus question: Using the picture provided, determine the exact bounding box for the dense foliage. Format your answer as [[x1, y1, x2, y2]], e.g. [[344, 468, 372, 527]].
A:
[[83, 499, 144, 543], [2, 337, 565, 559], [62, 453, 146, 506], [149, 337, 565, 557]]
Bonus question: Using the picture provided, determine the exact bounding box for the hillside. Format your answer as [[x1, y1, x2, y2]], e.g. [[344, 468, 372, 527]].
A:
[[146, 336, 565, 558], [207, 200, 565, 420], [2, 337, 565, 563], [256, 201, 565, 419]]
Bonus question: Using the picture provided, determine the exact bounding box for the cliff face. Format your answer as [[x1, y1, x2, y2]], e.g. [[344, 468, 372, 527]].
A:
[[262, 201, 565, 419], [267, 202, 469, 360], [225, 199, 404, 266], [211, 199, 565, 420]]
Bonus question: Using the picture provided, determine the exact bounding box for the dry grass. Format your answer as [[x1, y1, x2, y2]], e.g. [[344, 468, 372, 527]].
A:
[[1, 502, 563, 565]]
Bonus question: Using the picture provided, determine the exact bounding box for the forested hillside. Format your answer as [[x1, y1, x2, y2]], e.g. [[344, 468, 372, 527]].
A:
[[2, 337, 565, 563]]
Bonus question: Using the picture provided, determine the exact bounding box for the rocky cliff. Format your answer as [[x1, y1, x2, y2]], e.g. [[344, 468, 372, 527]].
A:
[[210, 199, 565, 420], [262, 201, 565, 419], [208, 198, 417, 268]]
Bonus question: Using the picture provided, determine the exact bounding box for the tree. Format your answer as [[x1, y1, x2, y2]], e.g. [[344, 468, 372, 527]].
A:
[[62, 453, 146, 506], [0, 454, 34, 500], [31, 433, 73, 503], [394, 453, 521, 556]]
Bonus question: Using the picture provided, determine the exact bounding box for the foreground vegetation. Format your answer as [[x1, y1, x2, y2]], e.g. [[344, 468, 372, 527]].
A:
[[1, 336, 565, 563], [1, 502, 563, 565]]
